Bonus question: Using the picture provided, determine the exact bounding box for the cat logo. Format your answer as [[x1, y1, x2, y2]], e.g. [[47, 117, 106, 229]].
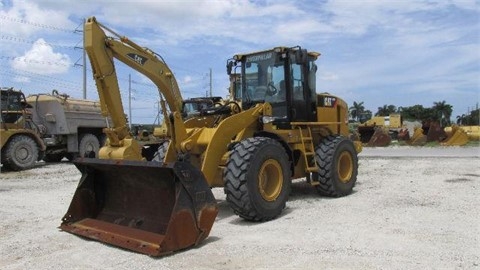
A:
[[321, 96, 337, 108], [127, 53, 147, 66]]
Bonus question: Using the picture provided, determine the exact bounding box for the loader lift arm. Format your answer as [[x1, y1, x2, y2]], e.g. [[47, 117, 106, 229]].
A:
[[84, 16, 185, 159]]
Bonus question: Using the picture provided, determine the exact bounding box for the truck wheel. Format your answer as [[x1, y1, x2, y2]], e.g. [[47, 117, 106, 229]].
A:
[[224, 137, 291, 221], [78, 133, 100, 158], [152, 140, 170, 163], [314, 135, 358, 197], [3, 135, 39, 171], [44, 153, 64, 162]]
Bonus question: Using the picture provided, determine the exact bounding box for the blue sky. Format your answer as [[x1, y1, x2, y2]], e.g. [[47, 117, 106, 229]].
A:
[[1, 0, 479, 124]]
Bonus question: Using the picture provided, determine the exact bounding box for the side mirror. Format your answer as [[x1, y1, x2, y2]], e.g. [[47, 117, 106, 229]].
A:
[[226, 61, 233, 75]]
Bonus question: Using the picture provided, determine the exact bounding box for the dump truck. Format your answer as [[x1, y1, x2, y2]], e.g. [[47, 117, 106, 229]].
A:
[[60, 17, 361, 256], [1, 87, 46, 171], [26, 90, 109, 162]]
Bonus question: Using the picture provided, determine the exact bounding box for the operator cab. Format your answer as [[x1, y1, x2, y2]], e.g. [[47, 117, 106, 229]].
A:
[[227, 46, 319, 128], [182, 97, 223, 119], [1, 87, 31, 124]]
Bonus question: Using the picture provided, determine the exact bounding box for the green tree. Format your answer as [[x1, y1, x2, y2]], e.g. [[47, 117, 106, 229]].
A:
[[375, 104, 396, 116], [400, 104, 434, 121], [360, 110, 373, 123], [457, 108, 480, 125], [349, 101, 365, 121], [432, 100, 453, 126], [456, 114, 466, 125]]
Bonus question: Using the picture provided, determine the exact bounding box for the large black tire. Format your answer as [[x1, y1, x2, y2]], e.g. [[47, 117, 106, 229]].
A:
[[224, 137, 291, 221], [314, 135, 358, 197], [152, 140, 170, 163], [78, 133, 100, 158], [2, 135, 39, 171]]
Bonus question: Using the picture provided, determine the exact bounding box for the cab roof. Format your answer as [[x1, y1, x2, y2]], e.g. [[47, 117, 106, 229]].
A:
[[233, 46, 320, 61]]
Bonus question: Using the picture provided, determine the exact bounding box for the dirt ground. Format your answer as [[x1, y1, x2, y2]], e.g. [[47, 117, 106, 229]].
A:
[[0, 146, 479, 270]]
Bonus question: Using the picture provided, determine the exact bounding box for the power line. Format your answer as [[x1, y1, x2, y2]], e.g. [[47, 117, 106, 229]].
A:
[[0, 34, 77, 49], [0, 15, 75, 33], [0, 73, 87, 95], [0, 55, 71, 67], [0, 64, 80, 84]]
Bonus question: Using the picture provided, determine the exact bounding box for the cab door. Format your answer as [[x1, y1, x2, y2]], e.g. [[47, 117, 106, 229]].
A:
[[289, 62, 316, 122]]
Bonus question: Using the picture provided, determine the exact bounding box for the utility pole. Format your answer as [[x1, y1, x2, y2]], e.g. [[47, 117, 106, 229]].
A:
[[83, 18, 87, 99], [209, 68, 212, 97], [74, 18, 87, 99]]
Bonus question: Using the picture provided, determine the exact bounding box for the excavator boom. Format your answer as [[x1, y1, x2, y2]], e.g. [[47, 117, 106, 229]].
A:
[[60, 17, 218, 256]]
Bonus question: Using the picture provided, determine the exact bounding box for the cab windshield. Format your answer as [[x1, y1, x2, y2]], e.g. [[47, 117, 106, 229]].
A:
[[1, 91, 23, 111], [241, 51, 286, 105]]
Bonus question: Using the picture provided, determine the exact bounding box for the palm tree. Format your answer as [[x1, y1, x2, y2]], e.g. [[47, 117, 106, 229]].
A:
[[433, 101, 453, 126], [359, 110, 373, 123], [376, 104, 396, 116], [349, 101, 365, 122]]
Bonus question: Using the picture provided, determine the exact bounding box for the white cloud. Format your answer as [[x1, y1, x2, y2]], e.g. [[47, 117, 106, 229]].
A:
[[318, 71, 338, 81], [13, 75, 30, 83], [183, 75, 192, 83], [11, 38, 71, 74], [0, 0, 75, 36], [1, 0, 478, 122]]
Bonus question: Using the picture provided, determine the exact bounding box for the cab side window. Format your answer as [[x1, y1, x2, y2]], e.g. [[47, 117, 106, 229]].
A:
[[291, 64, 304, 101]]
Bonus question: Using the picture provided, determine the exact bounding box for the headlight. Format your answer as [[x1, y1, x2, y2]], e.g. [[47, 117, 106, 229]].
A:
[[261, 116, 275, 124]]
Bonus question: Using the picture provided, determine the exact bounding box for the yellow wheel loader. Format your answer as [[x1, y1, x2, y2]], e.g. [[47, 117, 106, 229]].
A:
[[61, 17, 361, 256], [1, 87, 46, 171]]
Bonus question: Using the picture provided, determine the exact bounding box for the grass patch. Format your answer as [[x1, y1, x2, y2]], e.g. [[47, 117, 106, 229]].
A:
[[465, 140, 480, 147], [423, 141, 440, 147]]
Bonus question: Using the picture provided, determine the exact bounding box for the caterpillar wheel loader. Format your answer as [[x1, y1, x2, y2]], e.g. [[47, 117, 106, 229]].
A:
[[61, 17, 361, 257], [1, 87, 46, 171]]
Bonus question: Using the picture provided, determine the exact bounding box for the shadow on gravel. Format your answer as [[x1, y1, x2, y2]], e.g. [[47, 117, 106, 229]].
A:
[[445, 173, 478, 183], [215, 199, 235, 221], [445, 178, 473, 183], [219, 180, 361, 226], [288, 180, 358, 201]]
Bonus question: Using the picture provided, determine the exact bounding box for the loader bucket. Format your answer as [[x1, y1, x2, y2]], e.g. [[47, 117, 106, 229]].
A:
[[397, 128, 410, 141], [357, 126, 375, 143], [407, 128, 427, 146], [426, 122, 447, 142], [60, 158, 218, 256], [367, 127, 391, 147], [441, 126, 469, 146]]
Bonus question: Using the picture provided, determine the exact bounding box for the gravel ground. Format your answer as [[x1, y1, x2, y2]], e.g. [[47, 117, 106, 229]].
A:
[[0, 146, 479, 270]]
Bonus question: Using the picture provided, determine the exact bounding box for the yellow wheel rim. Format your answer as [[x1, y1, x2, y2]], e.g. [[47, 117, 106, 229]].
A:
[[258, 159, 283, 201], [337, 151, 353, 183]]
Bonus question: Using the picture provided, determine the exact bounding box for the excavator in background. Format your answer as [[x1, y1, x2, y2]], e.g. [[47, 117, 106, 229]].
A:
[[61, 17, 360, 256]]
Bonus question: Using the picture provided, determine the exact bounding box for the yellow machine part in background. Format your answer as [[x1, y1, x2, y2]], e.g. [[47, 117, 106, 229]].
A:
[[442, 125, 473, 146]]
